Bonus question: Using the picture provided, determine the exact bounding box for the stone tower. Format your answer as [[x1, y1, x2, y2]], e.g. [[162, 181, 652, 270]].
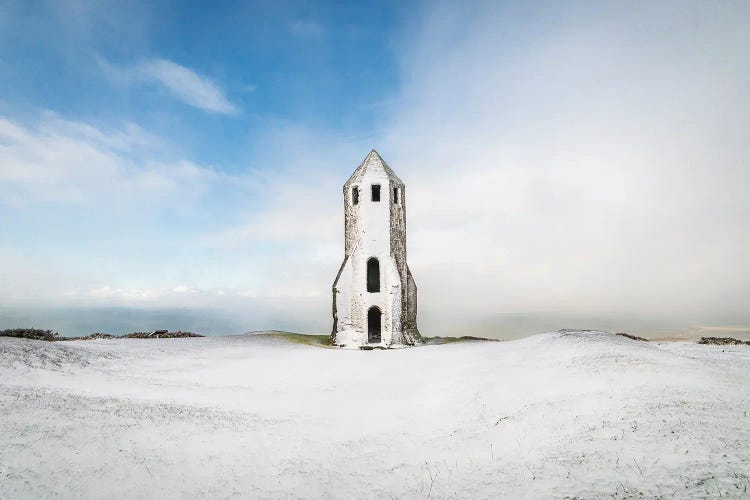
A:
[[331, 150, 421, 348]]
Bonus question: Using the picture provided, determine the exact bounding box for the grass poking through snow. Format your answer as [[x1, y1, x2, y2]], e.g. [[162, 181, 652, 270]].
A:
[[266, 332, 332, 347]]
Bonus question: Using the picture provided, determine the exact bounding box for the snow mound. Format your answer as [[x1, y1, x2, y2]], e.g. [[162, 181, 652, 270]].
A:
[[0, 337, 121, 371]]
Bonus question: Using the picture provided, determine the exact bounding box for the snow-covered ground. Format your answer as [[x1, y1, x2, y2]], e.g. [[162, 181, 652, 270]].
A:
[[1, 331, 748, 498]]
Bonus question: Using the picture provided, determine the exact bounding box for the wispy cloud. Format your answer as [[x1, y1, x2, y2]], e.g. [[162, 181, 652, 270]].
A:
[[0, 111, 334, 323], [0, 112, 219, 206], [139, 58, 238, 114], [98, 56, 239, 114]]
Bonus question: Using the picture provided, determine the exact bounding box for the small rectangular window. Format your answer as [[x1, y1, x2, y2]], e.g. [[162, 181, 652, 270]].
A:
[[393, 187, 400, 204], [371, 184, 380, 202], [352, 187, 359, 205]]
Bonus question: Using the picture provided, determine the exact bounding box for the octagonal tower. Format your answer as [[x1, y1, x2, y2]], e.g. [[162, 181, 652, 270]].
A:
[[331, 150, 421, 348]]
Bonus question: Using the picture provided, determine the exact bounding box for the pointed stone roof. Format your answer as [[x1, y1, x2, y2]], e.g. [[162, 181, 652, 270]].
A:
[[345, 149, 404, 187]]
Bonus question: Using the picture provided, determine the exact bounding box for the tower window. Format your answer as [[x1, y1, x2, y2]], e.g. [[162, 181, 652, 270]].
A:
[[367, 257, 380, 292], [352, 186, 359, 205], [371, 184, 380, 202], [393, 187, 400, 204]]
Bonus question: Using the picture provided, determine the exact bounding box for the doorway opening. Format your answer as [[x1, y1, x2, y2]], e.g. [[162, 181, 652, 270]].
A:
[[368, 306, 382, 343]]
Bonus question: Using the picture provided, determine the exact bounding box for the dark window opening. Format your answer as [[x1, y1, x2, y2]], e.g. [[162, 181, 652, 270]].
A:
[[368, 306, 382, 343], [393, 187, 400, 204], [352, 186, 359, 205], [367, 257, 380, 292], [371, 184, 381, 202]]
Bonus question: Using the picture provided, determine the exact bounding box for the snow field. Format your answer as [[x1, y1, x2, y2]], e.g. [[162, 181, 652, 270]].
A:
[[1, 331, 748, 498]]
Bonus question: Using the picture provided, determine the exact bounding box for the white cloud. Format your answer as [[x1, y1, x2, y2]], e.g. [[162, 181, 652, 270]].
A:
[[98, 56, 238, 114], [0, 112, 224, 207], [0, 112, 344, 330], [139, 58, 238, 114], [88, 285, 165, 302], [380, 1, 750, 324]]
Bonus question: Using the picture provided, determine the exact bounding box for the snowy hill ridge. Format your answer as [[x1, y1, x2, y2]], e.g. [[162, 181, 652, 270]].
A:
[[1, 330, 748, 498]]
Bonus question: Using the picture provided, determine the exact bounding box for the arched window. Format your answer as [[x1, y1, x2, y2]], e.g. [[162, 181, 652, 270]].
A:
[[368, 306, 382, 343], [367, 258, 380, 292]]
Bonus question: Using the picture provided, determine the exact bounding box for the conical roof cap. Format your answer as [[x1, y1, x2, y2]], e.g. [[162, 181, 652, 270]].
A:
[[345, 149, 404, 186]]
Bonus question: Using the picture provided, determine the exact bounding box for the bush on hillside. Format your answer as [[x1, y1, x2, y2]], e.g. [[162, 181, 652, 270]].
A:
[[0, 328, 58, 341], [698, 337, 750, 346]]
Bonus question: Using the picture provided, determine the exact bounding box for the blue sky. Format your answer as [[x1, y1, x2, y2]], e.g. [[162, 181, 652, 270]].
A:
[[1, 1, 405, 165], [1, 1, 749, 337]]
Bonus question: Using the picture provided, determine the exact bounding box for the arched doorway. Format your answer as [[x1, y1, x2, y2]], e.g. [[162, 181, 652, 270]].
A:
[[367, 258, 380, 292], [368, 306, 382, 343]]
